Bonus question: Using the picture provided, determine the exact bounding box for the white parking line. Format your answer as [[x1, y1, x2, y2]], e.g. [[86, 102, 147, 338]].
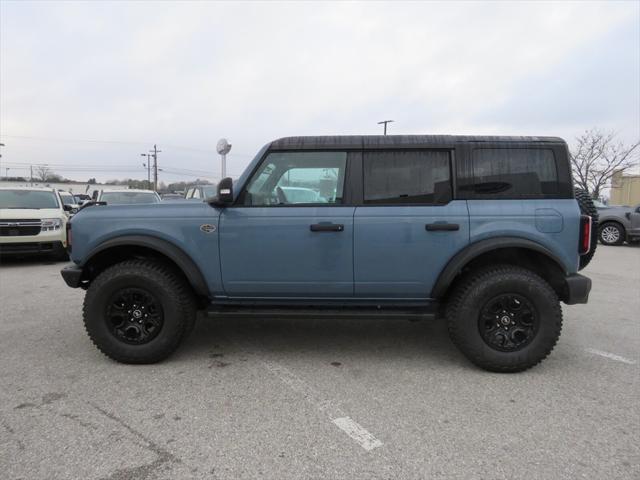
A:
[[332, 417, 383, 451], [261, 359, 383, 452], [585, 348, 636, 365]]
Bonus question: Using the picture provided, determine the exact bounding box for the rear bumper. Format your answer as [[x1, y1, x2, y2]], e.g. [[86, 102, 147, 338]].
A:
[[61, 264, 83, 288], [563, 273, 592, 305], [0, 241, 66, 256]]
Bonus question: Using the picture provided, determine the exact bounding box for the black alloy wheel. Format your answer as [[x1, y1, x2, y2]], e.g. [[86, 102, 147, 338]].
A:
[[105, 287, 164, 345], [478, 293, 539, 352]]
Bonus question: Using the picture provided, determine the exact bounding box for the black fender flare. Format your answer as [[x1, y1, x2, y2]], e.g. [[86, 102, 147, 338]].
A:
[[430, 236, 569, 299], [83, 235, 209, 297]]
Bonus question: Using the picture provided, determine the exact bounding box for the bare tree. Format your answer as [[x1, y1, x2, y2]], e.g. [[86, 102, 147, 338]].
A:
[[571, 128, 639, 199], [34, 165, 53, 182]]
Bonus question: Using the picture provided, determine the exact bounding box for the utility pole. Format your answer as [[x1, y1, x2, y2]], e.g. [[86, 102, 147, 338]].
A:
[[140, 153, 151, 189], [377, 119, 394, 135], [30, 165, 33, 186], [149, 145, 161, 192]]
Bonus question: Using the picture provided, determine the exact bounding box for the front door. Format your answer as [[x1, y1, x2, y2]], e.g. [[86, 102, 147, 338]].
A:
[[353, 149, 469, 299], [219, 150, 354, 298]]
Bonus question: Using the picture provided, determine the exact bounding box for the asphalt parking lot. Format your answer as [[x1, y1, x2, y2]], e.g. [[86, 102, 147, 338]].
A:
[[0, 245, 638, 480]]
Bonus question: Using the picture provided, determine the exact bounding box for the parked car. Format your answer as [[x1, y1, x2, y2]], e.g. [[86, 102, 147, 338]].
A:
[[58, 191, 80, 215], [595, 201, 640, 245], [61, 135, 596, 372], [91, 189, 161, 205], [184, 184, 217, 200], [160, 193, 185, 200], [279, 186, 326, 203], [0, 187, 70, 259], [73, 193, 92, 205]]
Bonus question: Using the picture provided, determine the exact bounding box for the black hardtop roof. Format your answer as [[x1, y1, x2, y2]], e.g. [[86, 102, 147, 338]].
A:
[[269, 135, 565, 150]]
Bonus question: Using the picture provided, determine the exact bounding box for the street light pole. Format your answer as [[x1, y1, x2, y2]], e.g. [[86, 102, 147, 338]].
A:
[[149, 145, 162, 192], [140, 153, 151, 189], [377, 119, 394, 135]]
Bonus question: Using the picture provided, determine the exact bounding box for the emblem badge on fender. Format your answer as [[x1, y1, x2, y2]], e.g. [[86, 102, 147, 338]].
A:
[[200, 224, 216, 233]]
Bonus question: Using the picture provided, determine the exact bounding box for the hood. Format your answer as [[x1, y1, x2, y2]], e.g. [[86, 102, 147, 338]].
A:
[[0, 208, 65, 219], [73, 200, 216, 222]]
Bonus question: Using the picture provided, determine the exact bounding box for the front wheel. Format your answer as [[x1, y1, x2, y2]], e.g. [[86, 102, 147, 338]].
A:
[[446, 265, 562, 373], [83, 259, 196, 364]]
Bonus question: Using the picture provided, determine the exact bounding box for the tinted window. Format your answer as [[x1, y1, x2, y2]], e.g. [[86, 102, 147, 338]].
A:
[[0, 190, 59, 209], [363, 150, 451, 204], [472, 148, 558, 197], [101, 192, 160, 205], [241, 151, 347, 206]]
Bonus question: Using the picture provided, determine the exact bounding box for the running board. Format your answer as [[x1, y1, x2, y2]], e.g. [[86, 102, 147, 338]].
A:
[[206, 306, 438, 320]]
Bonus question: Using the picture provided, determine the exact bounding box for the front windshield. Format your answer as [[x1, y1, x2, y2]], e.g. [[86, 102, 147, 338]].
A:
[[101, 192, 160, 205], [0, 190, 59, 209]]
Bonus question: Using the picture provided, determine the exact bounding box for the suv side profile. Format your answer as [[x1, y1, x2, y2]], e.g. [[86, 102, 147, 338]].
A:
[[61, 135, 595, 372]]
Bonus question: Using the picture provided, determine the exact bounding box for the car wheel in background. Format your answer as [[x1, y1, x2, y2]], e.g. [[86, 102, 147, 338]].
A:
[[598, 222, 625, 246]]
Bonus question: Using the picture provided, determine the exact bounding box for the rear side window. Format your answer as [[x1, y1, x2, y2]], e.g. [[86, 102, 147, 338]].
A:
[[363, 150, 451, 204], [471, 148, 558, 197]]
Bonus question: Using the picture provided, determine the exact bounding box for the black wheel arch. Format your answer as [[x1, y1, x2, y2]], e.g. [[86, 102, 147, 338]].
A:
[[79, 235, 209, 298], [432, 237, 569, 301]]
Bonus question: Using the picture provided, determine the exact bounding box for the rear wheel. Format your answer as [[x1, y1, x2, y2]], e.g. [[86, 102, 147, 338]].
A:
[[599, 221, 625, 246], [83, 259, 197, 364], [446, 265, 562, 373]]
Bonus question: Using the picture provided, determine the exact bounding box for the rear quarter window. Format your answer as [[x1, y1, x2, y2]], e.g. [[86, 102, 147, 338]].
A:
[[470, 148, 559, 198]]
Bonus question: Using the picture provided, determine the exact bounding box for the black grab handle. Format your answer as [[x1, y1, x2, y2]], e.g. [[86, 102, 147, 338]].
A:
[[310, 223, 344, 232], [425, 223, 460, 231]]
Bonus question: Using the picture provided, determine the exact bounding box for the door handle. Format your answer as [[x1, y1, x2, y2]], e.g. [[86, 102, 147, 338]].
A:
[[426, 223, 459, 231], [310, 223, 344, 232]]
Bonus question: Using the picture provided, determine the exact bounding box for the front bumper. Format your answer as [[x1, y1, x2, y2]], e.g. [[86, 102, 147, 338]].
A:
[[61, 264, 83, 288], [563, 273, 592, 305], [0, 240, 66, 257]]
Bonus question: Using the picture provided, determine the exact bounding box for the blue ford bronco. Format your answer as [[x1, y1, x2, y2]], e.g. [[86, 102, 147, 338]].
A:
[[61, 135, 597, 372]]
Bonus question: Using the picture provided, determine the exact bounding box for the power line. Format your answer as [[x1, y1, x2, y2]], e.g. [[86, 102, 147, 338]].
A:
[[0, 135, 254, 157]]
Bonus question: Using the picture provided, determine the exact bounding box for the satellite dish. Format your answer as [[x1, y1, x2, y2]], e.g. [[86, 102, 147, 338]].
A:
[[216, 138, 232, 155]]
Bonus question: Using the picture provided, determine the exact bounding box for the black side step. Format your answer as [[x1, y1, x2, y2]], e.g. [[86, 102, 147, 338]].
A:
[[205, 306, 437, 320]]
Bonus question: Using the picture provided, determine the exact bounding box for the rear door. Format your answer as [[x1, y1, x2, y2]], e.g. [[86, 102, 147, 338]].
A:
[[219, 150, 355, 298], [353, 149, 469, 299]]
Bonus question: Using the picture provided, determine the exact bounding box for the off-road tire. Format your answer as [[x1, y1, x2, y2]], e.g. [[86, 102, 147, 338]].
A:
[[83, 259, 197, 364], [446, 265, 562, 373], [598, 221, 625, 246], [574, 188, 598, 269]]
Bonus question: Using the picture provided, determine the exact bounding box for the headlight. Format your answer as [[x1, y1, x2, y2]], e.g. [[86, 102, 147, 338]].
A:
[[41, 218, 62, 231]]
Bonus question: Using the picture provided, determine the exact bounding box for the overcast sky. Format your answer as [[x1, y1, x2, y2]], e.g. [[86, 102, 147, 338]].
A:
[[1, 0, 639, 184]]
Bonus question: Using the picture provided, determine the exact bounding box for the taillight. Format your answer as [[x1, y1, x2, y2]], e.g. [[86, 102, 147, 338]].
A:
[[66, 222, 72, 253], [579, 215, 591, 255]]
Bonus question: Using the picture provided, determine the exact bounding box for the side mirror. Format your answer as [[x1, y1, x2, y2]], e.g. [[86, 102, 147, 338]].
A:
[[212, 177, 234, 207], [63, 204, 73, 212]]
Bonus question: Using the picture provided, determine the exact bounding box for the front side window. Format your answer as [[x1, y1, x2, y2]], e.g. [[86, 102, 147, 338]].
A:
[[363, 150, 451, 204], [0, 190, 59, 209], [471, 148, 558, 197], [240, 151, 347, 206]]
